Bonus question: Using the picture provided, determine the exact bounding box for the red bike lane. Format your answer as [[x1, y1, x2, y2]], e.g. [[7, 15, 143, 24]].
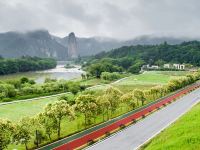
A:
[[53, 84, 199, 150]]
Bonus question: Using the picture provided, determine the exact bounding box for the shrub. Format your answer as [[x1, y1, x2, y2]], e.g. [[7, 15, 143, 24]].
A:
[[101, 72, 122, 81]]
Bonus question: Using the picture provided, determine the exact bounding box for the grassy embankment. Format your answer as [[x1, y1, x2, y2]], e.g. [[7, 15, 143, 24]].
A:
[[141, 102, 200, 150]]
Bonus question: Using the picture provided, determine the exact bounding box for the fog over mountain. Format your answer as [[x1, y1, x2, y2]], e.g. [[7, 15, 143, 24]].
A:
[[0, 29, 198, 60], [1, 0, 200, 40], [0, 30, 67, 60]]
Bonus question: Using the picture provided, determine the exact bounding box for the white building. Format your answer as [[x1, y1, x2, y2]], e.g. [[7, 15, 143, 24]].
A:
[[173, 64, 185, 70], [163, 63, 185, 70], [151, 65, 159, 69], [141, 64, 159, 70], [164, 64, 170, 68]]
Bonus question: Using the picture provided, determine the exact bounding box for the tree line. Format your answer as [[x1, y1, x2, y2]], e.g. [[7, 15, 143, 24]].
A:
[[1, 72, 199, 150], [85, 57, 145, 78], [0, 56, 57, 75], [0, 77, 85, 102]]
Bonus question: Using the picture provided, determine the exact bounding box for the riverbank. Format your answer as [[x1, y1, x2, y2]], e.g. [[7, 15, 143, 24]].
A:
[[0, 61, 84, 83]]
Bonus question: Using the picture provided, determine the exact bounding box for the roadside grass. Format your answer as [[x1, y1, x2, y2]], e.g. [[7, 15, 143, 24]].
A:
[[141, 102, 200, 150]]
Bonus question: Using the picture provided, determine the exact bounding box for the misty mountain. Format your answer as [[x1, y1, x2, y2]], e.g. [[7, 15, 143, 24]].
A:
[[0, 30, 197, 60], [0, 30, 68, 60], [54, 35, 122, 56], [54, 34, 195, 57]]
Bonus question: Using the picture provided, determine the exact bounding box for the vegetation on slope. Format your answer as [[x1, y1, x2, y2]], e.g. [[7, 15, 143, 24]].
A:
[[82, 41, 200, 77], [141, 103, 200, 150], [94, 41, 200, 66]]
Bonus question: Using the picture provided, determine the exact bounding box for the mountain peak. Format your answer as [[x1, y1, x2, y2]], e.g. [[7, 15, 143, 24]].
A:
[[68, 32, 75, 37]]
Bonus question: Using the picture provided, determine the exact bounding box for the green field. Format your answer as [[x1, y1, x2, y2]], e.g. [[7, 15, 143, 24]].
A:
[[89, 71, 188, 92], [0, 96, 59, 121], [0, 71, 188, 121], [141, 102, 200, 150]]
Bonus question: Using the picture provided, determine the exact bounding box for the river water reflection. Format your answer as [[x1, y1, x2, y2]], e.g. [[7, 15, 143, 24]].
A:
[[0, 61, 85, 83]]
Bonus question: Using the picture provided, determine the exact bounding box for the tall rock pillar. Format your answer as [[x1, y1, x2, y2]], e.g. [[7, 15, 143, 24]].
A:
[[67, 32, 78, 58]]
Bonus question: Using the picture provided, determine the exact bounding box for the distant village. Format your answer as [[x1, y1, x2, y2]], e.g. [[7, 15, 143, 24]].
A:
[[141, 63, 188, 72]]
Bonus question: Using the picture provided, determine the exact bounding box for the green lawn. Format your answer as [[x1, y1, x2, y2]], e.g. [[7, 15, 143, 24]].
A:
[[115, 71, 186, 85], [89, 71, 188, 93], [0, 96, 59, 121], [141, 102, 200, 150]]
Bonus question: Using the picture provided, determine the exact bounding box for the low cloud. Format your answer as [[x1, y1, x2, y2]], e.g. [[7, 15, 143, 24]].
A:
[[0, 0, 200, 39]]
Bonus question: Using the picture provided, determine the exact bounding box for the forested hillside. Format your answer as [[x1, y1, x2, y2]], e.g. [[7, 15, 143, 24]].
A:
[[94, 41, 200, 65], [85, 41, 200, 77], [0, 56, 57, 75]]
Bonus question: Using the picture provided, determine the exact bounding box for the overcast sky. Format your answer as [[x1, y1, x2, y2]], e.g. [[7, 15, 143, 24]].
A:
[[0, 0, 200, 39]]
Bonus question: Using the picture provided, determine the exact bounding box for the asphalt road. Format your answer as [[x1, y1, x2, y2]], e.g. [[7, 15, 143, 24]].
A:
[[87, 88, 200, 150]]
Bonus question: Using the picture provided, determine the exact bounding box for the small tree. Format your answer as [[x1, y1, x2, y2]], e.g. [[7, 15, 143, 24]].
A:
[[150, 86, 161, 100], [81, 73, 86, 79], [44, 100, 74, 139], [76, 94, 97, 126], [0, 119, 14, 150], [133, 89, 146, 106], [104, 87, 122, 115], [20, 77, 29, 84], [13, 117, 32, 150], [120, 92, 136, 111], [37, 113, 57, 141], [96, 95, 111, 121]]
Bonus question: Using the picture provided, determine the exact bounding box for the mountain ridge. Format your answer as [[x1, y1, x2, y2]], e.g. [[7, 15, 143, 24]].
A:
[[0, 30, 199, 60]]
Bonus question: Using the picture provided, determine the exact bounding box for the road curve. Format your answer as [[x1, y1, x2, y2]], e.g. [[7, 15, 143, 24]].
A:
[[87, 88, 200, 150]]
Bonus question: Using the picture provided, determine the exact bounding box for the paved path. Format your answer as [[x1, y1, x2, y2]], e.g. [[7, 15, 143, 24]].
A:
[[87, 88, 200, 150], [0, 93, 69, 106]]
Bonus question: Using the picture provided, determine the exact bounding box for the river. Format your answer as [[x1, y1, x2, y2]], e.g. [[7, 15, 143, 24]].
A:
[[0, 61, 85, 83]]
